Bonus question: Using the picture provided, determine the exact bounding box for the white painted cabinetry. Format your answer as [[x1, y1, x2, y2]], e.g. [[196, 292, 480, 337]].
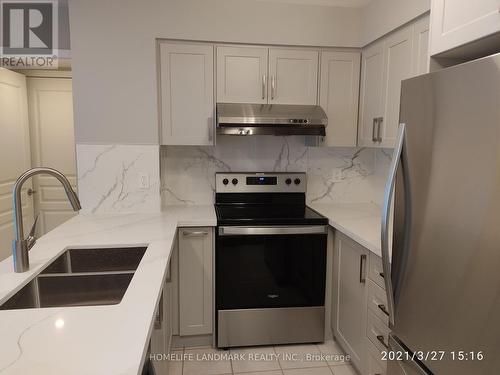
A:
[[216, 46, 319, 105], [358, 40, 385, 147], [359, 16, 430, 148], [268, 48, 319, 105], [178, 227, 213, 336], [430, 0, 500, 56], [318, 51, 361, 147], [332, 232, 369, 373], [159, 42, 214, 146], [332, 231, 390, 375], [379, 25, 414, 147], [217, 46, 268, 104], [150, 254, 174, 374]]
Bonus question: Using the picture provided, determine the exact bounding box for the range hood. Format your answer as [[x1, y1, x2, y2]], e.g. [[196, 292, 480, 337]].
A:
[[216, 103, 327, 136]]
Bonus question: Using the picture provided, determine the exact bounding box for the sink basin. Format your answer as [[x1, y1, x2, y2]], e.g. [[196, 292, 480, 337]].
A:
[[0, 246, 147, 310], [42, 246, 147, 274]]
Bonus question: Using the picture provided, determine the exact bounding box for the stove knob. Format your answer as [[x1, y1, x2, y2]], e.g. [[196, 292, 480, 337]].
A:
[[285, 178, 292, 185], [232, 178, 238, 185], [294, 178, 301, 185], [222, 178, 229, 185]]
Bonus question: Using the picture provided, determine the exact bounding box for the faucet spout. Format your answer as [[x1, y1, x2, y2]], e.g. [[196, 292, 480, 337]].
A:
[[12, 167, 81, 273]]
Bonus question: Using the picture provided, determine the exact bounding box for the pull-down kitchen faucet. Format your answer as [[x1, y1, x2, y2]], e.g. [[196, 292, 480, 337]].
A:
[[12, 167, 81, 273]]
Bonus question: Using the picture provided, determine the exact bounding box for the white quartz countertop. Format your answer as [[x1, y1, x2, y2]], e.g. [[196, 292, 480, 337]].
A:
[[309, 202, 382, 257], [0, 205, 216, 375]]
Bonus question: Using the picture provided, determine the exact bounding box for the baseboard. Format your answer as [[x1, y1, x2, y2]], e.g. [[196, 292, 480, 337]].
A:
[[171, 334, 214, 349]]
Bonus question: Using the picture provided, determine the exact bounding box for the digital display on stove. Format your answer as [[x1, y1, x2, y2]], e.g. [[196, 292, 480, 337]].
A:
[[246, 176, 277, 185]]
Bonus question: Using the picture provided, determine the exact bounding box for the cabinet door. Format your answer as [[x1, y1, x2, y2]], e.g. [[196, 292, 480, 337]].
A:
[[379, 25, 413, 148], [412, 16, 430, 77], [268, 48, 319, 105], [216, 46, 268, 104], [159, 42, 214, 145], [178, 227, 213, 336], [150, 285, 167, 374], [430, 0, 500, 56], [332, 232, 369, 373], [358, 41, 384, 147], [319, 51, 360, 147]]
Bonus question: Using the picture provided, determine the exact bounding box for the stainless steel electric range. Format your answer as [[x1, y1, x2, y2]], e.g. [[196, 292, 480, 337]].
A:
[[214, 172, 328, 348]]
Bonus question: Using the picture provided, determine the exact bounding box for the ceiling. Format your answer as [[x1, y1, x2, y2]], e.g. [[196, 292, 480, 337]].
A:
[[253, 0, 374, 8]]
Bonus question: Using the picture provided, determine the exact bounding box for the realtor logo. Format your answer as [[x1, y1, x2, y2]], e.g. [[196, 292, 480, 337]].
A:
[[0, 0, 58, 68]]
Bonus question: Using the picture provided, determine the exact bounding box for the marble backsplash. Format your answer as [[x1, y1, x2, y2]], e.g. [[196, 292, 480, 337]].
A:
[[160, 136, 392, 207], [76, 144, 161, 214]]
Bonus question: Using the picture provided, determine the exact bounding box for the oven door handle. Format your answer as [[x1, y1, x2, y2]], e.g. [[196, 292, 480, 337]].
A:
[[218, 226, 328, 236]]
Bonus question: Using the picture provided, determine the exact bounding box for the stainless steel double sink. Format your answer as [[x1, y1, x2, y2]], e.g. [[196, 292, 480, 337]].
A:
[[0, 247, 147, 310]]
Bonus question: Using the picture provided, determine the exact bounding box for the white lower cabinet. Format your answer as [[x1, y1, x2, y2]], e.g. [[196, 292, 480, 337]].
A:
[[332, 230, 390, 375], [332, 232, 369, 373], [150, 255, 174, 374], [178, 227, 213, 336]]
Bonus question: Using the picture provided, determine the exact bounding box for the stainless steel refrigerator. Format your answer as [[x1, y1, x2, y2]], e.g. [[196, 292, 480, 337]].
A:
[[381, 52, 500, 374]]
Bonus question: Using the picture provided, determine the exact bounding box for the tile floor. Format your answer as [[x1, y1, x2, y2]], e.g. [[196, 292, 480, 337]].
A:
[[165, 340, 357, 375]]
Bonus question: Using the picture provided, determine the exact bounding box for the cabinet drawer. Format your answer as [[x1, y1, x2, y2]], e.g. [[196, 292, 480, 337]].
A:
[[367, 280, 389, 325], [367, 309, 390, 352], [369, 253, 385, 289], [366, 337, 387, 375]]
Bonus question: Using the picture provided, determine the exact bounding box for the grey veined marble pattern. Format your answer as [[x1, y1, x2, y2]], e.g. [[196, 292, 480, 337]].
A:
[[161, 136, 392, 207], [76, 144, 161, 214]]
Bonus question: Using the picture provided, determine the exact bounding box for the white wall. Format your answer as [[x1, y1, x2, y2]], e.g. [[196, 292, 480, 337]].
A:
[[360, 0, 430, 46], [68, 0, 361, 145]]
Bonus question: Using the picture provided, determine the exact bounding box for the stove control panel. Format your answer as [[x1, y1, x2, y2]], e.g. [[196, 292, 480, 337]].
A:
[[216, 173, 306, 193]]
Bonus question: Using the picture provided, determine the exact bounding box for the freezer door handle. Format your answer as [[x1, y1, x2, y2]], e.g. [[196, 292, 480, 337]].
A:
[[381, 123, 406, 326]]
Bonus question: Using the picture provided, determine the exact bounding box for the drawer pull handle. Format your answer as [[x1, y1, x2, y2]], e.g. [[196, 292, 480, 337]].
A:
[[377, 335, 389, 349], [359, 254, 367, 283], [378, 304, 389, 316], [182, 231, 209, 237]]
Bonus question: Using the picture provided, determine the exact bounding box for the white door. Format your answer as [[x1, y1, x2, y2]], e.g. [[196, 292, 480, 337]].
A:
[[358, 40, 384, 147], [412, 16, 430, 77], [217, 46, 268, 104], [332, 232, 369, 373], [27, 77, 77, 236], [0, 68, 33, 261], [319, 51, 360, 147], [380, 25, 414, 147], [268, 48, 319, 105], [430, 0, 500, 56], [160, 42, 214, 146]]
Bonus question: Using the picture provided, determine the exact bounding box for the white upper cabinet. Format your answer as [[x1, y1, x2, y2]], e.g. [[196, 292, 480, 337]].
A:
[[217, 46, 268, 104], [269, 48, 319, 105], [413, 16, 431, 76], [319, 51, 360, 147], [359, 17, 429, 148], [358, 40, 384, 147], [379, 25, 414, 147], [430, 0, 500, 56], [216, 46, 319, 106], [159, 42, 214, 146]]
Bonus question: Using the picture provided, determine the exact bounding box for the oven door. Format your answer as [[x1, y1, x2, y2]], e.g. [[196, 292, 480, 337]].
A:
[[216, 225, 327, 310], [216, 225, 328, 347]]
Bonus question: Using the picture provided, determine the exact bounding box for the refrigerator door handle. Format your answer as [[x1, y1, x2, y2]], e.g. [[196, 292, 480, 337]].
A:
[[381, 122, 406, 326]]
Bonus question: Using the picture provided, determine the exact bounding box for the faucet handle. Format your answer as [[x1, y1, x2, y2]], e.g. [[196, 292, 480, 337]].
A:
[[27, 214, 39, 250]]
